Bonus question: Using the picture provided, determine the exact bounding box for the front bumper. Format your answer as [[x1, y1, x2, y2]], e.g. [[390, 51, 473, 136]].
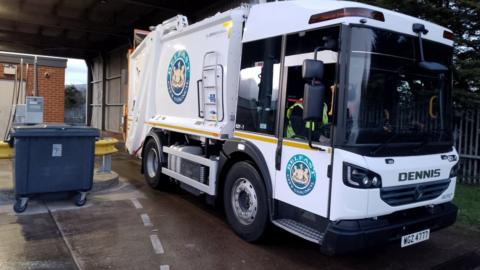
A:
[[321, 202, 458, 255]]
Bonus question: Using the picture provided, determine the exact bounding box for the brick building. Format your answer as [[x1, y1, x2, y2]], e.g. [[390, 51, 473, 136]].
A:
[[0, 52, 67, 134]]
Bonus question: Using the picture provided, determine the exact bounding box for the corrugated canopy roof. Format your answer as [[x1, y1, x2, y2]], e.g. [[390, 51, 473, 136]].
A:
[[0, 0, 237, 59]]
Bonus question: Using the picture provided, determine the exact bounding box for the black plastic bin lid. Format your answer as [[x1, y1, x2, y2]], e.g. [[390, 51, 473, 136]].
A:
[[10, 124, 100, 137]]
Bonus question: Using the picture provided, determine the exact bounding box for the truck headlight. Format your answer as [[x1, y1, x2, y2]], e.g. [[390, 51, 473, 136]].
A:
[[343, 162, 382, 189]]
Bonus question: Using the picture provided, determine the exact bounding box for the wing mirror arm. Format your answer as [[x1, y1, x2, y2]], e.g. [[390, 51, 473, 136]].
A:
[[302, 48, 326, 151], [413, 23, 449, 73]]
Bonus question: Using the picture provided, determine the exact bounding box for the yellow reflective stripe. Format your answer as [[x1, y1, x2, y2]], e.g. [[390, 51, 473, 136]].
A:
[[145, 121, 220, 138], [283, 140, 311, 150], [234, 131, 277, 144], [286, 102, 303, 119]]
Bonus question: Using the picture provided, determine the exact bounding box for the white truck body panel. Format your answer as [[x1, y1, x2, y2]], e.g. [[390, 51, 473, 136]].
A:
[[330, 149, 457, 220], [127, 7, 248, 154], [244, 0, 453, 46], [127, 30, 163, 154]]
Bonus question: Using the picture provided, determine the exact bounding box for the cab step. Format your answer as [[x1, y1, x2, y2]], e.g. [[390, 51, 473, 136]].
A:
[[272, 219, 324, 244]]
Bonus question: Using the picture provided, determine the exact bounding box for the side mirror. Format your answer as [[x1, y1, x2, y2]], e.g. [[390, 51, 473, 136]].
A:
[[303, 83, 325, 121], [302, 59, 324, 80]]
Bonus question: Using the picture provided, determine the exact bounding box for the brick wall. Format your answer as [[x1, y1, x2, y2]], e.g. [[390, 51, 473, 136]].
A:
[[0, 63, 65, 123]]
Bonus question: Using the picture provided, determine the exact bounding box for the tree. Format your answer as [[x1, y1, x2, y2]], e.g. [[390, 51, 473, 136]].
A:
[[356, 0, 480, 106], [65, 84, 85, 109]]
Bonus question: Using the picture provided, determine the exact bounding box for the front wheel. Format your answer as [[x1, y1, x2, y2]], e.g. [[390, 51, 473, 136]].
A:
[[224, 161, 269, 242]]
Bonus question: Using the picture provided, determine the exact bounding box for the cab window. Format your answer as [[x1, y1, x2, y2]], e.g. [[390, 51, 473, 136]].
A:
[[283, 27, 339, 144], [236, 36, 282, 135]]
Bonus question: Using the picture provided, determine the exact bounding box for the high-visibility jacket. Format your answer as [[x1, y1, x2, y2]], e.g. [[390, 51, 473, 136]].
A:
[[286, 102, 328, 138]]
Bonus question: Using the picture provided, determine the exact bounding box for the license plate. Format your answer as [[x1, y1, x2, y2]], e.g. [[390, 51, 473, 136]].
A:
[[401, 229, 430, 247]]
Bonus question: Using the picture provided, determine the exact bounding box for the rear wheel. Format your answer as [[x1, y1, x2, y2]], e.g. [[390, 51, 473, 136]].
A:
[[143, 139, 169, 189], [224, 161, 268, 242]]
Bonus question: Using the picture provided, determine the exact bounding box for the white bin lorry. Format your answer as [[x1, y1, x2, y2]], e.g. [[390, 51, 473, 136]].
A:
[[126, 0, 458, 254]]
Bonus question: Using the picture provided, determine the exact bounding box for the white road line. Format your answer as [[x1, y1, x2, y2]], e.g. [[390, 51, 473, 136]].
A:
[[150, 234, 165, 254], [141, 213, 153, 227], [160, 265, 170, 270], [130, 198, 143, 209]]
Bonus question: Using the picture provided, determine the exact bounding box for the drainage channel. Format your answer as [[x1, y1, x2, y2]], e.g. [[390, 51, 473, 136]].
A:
[[47, 203, 82, 270]]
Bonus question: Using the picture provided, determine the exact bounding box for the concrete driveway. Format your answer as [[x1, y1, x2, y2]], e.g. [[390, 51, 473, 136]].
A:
[[0, 153, 479, 270]]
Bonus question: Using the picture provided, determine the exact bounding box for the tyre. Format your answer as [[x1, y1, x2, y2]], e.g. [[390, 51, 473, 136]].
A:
[[224, 161, 269, 242], [74, 192, 87, 207], [143, 139, 170, 189]]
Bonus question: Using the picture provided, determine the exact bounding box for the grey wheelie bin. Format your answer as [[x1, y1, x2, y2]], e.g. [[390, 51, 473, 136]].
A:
[[10, 124, 99, 213]]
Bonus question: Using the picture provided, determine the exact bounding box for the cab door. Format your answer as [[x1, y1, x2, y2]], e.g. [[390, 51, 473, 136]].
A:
[[274, 27, 340, 218]]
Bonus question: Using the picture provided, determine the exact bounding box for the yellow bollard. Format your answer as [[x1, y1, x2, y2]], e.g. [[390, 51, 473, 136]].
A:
[[95, 138, 119, 156], [0, 141, 13, 159], [95, 138, 119, 173]]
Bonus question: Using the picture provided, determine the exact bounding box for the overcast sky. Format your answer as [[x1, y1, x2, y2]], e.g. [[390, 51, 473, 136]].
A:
[[65, 58, 87, 85]]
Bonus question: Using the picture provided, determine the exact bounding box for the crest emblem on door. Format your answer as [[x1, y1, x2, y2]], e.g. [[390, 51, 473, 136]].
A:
[[286, 154, 316, 196], [167, 50, 190, 104]]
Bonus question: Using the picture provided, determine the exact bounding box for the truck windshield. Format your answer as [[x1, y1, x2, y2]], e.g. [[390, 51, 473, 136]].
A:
[[344, 26, 453, 156]]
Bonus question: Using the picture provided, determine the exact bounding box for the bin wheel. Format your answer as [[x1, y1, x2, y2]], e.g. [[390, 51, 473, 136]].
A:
[[13, 197, 28, 213], [74, 192, 87, 207]]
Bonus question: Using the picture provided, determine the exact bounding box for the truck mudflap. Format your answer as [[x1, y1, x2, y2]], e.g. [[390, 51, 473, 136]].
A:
[[321, 203, 458, 255]]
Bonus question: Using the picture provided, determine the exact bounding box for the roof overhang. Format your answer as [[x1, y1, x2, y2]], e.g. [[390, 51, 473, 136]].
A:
[[0, 0, 228, 59]]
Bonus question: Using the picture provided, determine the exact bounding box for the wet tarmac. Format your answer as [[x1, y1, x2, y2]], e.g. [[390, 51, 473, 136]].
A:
[[1, 153, 480, 270]]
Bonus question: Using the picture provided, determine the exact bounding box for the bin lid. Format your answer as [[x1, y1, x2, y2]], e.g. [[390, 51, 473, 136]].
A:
[[10, 124, 100, 137]]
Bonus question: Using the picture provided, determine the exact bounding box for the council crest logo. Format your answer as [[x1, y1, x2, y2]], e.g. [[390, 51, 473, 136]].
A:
[[286, 154, 316, 196], [167, 50, 190, 104]]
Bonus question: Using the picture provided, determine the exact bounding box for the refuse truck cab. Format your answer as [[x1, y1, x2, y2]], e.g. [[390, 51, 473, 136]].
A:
[[126, 0, 458, 254]]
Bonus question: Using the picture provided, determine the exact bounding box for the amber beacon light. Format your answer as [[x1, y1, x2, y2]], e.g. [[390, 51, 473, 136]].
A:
[[309, 7, 385, 24]]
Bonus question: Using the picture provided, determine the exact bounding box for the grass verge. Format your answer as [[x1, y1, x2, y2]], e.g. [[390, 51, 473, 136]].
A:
[[454, 183, 480, 231]]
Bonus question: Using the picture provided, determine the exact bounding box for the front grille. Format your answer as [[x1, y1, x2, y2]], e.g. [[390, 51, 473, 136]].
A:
[[380, 179, 451, 206]]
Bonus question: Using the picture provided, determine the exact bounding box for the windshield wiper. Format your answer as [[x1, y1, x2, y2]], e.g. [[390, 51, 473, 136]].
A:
[[412, 128, 449, 153], [370, 133, 399, 156]]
